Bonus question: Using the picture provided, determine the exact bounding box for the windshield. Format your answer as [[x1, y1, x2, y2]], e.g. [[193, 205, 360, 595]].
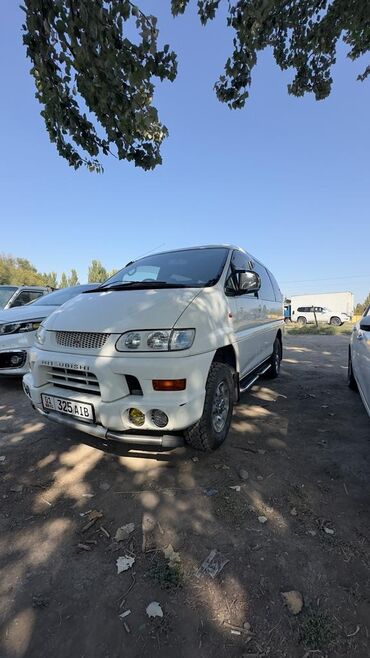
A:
[[0, 287, 17, 309], [31, 285, 95, 306], [99, 248, 229, 290]]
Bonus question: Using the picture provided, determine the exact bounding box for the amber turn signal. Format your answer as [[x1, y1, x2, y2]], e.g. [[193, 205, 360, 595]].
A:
[[152, 379, 186, 391]]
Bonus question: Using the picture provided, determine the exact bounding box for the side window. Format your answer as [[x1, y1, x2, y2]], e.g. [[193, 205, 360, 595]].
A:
[[230, 250, 250, 272], [11, 290, 42, 307], [267, 271, 283, 302], [224, 266, 237, 295], [253, 262, 275, 302], [28, 291, 44, 303], [225, 250, 251, 295]]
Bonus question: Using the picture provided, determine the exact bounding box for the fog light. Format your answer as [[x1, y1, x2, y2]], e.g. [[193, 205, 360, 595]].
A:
[[151, 409, 169, 428], [128, 408, 145, 427], [10, 354, 23, 366]]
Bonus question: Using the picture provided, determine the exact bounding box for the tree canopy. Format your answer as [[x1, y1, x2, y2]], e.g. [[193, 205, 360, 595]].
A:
[[88, 259, 108, 283], [0, 255, 53, 287], [0, 255, 115, 288], [68, 268, 80, 286], [355, 292, 370, 315], [22, 0, 369, 172], [59, 272, 69, 288]]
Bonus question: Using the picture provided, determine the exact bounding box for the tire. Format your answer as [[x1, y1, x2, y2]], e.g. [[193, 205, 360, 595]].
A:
[[184, 362, 235, 451], [297, 316, 307, 325], [330, 316, 342, 326], [265, 336, 282, 379], [348, 348, 358, 391]]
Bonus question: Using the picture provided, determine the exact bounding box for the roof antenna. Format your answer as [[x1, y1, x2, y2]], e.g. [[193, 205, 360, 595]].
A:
[[131, 242, 166, 261]]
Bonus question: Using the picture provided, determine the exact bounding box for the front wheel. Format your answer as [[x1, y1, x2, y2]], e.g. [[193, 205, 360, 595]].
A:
[[265, 336, 282, 379], [184, 362, 235, 451], [330, 316, 342, 326], [348, 348, 358, 391]]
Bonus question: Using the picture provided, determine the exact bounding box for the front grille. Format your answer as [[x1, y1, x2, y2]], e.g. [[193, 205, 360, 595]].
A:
[[47, 366, 101, 396], [55, 331, 110, 350]]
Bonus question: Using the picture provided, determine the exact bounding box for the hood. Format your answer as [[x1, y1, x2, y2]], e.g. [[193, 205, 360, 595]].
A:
[[0, 304, 59, 324], [43, 288, 201, 333]]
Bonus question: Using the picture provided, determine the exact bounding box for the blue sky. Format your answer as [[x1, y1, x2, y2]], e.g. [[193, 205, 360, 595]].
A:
[[1, 1, 369, 303]]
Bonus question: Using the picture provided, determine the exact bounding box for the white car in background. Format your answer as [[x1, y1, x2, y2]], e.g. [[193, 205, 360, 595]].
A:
[[294, 306, 350, 326], [348, 305, 370, 417], [0, 285, 96, 376], [0, 285, 51, 310]]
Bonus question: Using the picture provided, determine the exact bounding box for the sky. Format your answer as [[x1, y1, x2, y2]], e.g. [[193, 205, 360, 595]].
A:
[[1, 2, 369, 304]]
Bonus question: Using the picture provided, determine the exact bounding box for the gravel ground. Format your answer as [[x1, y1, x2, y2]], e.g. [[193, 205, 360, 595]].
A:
[[0, 334, 369, 658]]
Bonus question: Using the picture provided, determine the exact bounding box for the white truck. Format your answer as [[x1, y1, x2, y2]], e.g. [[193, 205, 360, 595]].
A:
[[285, 292, 354, 326], [23, 245, 284, 451]]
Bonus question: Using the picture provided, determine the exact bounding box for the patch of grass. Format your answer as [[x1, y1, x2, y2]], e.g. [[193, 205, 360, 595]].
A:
[[299, 610, 336, 650], [285, 322, 353, 336], [149, 556, 183, 591]]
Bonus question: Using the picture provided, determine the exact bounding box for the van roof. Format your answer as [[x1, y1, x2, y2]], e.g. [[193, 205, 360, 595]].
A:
[[144, 244, 245, 256], [132, 245, 248, 263]]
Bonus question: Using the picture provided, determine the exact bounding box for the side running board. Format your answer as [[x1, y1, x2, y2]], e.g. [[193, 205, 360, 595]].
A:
[[239, 363, 271, 394]]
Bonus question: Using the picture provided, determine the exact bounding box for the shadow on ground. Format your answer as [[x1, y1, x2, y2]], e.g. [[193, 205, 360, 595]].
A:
[[0, 335, 369, 657]]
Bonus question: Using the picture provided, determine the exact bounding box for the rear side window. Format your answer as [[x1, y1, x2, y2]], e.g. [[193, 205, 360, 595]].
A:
[[253, 262, 275, 302]]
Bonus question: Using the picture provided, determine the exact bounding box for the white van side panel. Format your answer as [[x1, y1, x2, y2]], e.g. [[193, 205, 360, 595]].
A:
[[173, 286, 241, 369]]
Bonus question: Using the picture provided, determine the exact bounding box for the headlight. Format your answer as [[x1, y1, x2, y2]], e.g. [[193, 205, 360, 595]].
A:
[[116, 329, 195, 352], [147, 331, 171, 350], [35, 325, 47, 345], [0, 320, 44, 336]]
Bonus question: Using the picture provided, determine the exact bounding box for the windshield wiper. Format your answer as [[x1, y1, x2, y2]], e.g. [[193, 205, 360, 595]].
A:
[[86, 281, 143, 292], [85, 281, 192, 292]]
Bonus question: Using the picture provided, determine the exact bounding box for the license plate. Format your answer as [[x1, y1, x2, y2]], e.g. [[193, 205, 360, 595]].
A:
[[41, 394, 94, 423]]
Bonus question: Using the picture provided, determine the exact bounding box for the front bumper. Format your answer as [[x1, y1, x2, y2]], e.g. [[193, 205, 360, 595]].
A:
[[0, 348, 29, 375], [0, 332, 34, 375], [30, 406, 185, 448], [23, 347, 214, 442]]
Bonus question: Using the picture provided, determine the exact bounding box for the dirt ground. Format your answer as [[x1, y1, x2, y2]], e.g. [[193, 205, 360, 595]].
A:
[[0, 334, 369, 658]]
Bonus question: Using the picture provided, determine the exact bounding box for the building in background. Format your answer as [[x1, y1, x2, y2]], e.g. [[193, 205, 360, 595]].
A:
[[284, 291, 354, 325]]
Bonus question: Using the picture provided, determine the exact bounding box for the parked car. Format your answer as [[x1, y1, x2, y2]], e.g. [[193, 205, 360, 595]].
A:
[[0, 285, 97, 376], [348, 306, 370, 417], [294, 306, 349, 326], [23, 246, 284, 451], [0, 285, 52, 310], [286, 292, 354, 324]]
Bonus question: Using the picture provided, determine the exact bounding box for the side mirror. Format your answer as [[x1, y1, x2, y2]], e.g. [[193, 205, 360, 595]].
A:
[[237, 270, 261, 294], [360, 316, 370, 331]]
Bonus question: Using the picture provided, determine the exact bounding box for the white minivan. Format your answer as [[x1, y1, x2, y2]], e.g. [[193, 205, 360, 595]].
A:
[[23, 246, 284, 451]]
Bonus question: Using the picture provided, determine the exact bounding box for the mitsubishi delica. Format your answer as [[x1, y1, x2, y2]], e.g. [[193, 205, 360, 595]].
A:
[[23, 246, 284, 451]]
